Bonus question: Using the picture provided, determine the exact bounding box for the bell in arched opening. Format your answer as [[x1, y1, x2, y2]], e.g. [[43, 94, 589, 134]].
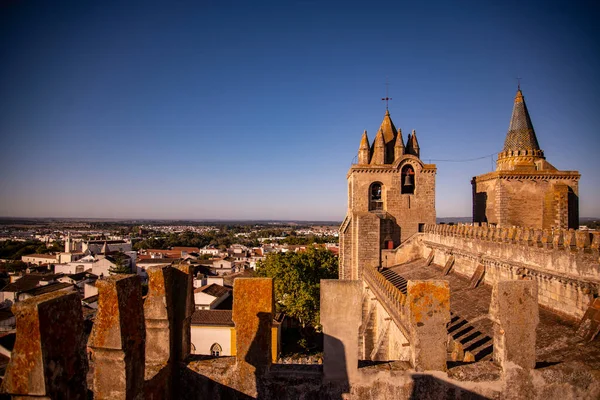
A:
[[401, 165, 415, 194]]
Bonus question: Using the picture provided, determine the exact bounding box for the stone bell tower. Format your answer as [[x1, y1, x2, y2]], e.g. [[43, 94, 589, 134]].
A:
[[472, 87, 580, 229], [339, 110, 436, 280]]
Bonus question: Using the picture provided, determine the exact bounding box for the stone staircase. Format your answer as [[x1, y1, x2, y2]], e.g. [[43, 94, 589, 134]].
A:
[[447, 312, 493, 362], [380, 268, 493, 363], [359, 292, 379, 360], [381, 269, 408, 294]]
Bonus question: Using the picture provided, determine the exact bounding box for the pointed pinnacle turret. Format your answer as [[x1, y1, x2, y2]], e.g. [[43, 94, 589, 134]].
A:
[[358, 130, 371, 164], [394, 128, 405, 160], [406, 129, 420, 158], [371, 129, 385, 165], [101, 241, 109, 255], [378, 109, 398, 145], [503, 88, 540, 152], [359, 130, 369, 150]]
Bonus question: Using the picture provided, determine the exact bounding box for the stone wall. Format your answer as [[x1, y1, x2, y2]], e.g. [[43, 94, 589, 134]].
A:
[[340, 158, 436, 280], [472, 172, 579, 229], [394, 224, 600, 319], [347, 163, 435, 243], [1, 270, 599, 399]]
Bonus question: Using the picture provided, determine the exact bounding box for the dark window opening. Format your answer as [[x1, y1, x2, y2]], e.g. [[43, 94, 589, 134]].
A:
[[369, 183, 383, 211], [210, 343, 222, 357]]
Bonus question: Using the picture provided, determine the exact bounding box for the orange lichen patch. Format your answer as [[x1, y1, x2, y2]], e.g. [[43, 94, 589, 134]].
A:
[[88, 275, 145, 399], [89, 274, 144, 351], [88, 278, 123, 349], [145, 265, 175, 371], [232, 278, 273, 371], [147, 266, 167, 297], [407, 281, 450, 324]]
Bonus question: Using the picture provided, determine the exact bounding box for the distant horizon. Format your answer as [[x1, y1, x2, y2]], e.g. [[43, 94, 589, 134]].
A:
[[1, 215, 599, 224]]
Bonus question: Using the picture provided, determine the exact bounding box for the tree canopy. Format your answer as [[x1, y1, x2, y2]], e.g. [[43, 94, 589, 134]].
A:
[[255, 246, 338, 328], [108, 252, 132, 274]]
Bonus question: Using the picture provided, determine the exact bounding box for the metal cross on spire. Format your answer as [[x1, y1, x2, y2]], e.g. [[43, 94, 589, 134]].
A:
[[381, 78, 392, 111], [517, 76, 522, 90]]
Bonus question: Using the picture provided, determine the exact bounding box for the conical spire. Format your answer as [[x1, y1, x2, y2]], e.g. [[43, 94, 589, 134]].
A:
[[503, 88, 540, 152], [357, 130, 371, 164], [101, 241, 109, 255], [378, 110, 398, 144], [379, 110, 398, 164], [406, 129, 420, 158], [394, 128, 405, 160], [370, 129, 385, 165], [496, 87, 545, 171]]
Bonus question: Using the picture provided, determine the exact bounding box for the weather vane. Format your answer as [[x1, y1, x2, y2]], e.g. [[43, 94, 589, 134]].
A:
[[517, 76, 522, 90], [381, 78, 392, 111]]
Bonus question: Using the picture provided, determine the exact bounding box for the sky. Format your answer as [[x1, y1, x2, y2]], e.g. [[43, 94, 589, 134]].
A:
[[1, 0, 599, 221]]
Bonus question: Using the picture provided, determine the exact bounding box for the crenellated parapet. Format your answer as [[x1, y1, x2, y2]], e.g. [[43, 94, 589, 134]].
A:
[[363, 266, 407, 334], [0, 291, 89, 399], [418, 223, 599, 319], [423, 223, 600, 256]]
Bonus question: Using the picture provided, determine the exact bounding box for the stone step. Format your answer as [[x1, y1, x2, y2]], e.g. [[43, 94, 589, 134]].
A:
[[381, 269, 494, 363], [448, 311, 493, 362], [381, 269, 408, 294]]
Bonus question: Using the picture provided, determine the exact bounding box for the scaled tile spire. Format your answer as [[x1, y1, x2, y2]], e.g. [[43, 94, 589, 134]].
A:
[[503, 88, 541, 152]]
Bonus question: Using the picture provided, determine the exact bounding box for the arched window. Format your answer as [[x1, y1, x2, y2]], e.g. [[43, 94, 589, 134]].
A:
[[369, 182, 383, 211], [210, 343, 222, 357], [401, 165, 415, 194]]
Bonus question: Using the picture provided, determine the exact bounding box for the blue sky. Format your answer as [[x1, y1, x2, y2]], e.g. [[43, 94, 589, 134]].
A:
[[1, 0, 599, 220]]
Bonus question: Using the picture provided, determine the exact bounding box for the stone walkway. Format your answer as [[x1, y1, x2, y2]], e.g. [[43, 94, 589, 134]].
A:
[[384, 259, 600, 369]]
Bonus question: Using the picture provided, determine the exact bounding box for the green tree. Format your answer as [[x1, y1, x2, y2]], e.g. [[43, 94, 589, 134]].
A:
[[2, 261, 28, 273], [108, 252, 132, 275], [255, 246, 338, 329]]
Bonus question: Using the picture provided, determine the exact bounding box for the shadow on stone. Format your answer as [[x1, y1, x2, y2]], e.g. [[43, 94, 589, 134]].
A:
[[322, 333, 349, 398], [535, 361, 561, 369], [358, 360, 390, 368], [410, 374, 491, 400], [248, 312, 274, 399], [178, 365, 253, 400]]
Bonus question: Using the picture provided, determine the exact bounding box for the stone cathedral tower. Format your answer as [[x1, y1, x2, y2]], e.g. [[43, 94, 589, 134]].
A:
[[472, 88, 580, 229], [339, 110, 436, 280]]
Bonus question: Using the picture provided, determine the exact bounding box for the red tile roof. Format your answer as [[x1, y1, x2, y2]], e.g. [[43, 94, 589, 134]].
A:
[[194, 284, 230, 298]]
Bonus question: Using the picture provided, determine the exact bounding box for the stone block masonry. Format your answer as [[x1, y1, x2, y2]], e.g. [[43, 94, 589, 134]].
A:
[[145, 266, 176, 371], [1, 291, 88, 399], [232, 277, 274, 397], [489, 280, 539, 370], [143, 264, 194, 400], [88, 274, 145, 400], [1, 269, 599, 399], [173, 263, 194, 361], [406, 280, 450, 371], [321, 280, 361, 383], [417, 224, 599, 320]]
